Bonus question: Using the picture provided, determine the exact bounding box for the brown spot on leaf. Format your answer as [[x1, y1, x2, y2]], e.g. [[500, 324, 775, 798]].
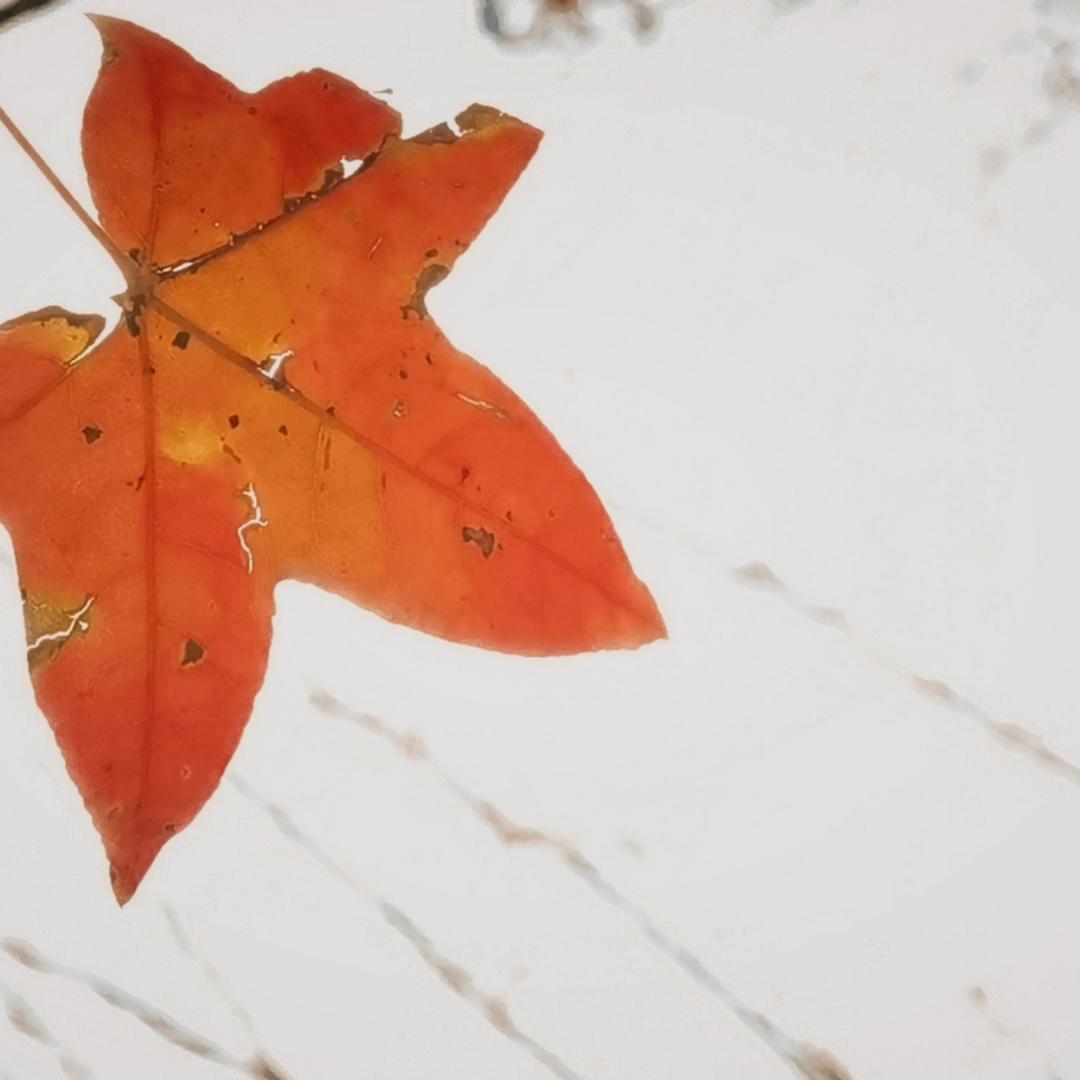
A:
[[181, 639, 204, 666], [100, 38, 121, 66], [462, 525, 495, 558], [24, 593, 94, 674], [456, 102, 513, 133], [82, 425, 103, 444], [401, 264, 450, 320], [413, 121, 457, 145], [0, 307, 106, 366], [172, 330, 190, 349], [123, 295, 145, 337]]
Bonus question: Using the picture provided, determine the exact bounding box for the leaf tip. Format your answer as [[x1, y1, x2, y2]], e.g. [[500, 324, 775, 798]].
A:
[[602, 568, 668, 651], [107, 850, 161, 906], [109, 870, 134, 907], [85, 12, 138, 66], [84, 11, 113, 36], [632, 592, 668, 648], [103, 820, 172, 907], [455, 102, 543, 151]]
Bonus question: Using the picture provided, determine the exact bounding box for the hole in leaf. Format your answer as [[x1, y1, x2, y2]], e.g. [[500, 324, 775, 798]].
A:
[[237, 484, 269, 573], [260, 349, 293, 382]]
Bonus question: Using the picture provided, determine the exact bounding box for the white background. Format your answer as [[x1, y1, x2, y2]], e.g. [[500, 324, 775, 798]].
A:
[[2, 1, 1080, 1077]]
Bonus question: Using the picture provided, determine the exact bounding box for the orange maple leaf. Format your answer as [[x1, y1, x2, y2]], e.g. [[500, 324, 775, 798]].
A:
[[0, 17, 665, 903]]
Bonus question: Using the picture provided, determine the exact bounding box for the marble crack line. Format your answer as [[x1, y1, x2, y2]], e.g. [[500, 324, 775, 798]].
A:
[[0, 939, 279, 1079], [159, 901, 291, 1080], [227, 773, 588, 1080], [309, 689, 855, 1080], [965, 985, 1064, 1080], [610, 499, 1080, 790], [730, 561, 1080, 790], [0, 971, 95, 1079]]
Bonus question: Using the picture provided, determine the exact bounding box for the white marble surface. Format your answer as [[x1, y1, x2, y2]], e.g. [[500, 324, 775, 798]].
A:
[[1, 1, 1079, 1077]]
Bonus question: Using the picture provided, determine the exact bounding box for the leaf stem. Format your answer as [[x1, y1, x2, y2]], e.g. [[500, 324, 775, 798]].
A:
[[0, 103, 136, 282]]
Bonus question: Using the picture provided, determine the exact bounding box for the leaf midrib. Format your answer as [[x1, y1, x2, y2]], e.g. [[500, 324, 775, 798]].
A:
[[148, 293, 655, 633]]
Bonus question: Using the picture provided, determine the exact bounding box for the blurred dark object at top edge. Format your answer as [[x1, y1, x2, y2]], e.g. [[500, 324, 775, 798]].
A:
[[0, 0, 68, 32], [479, 0, 661, 46]]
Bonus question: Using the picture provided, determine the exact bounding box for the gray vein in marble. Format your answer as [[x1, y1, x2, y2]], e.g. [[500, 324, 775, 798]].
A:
[[965, 985, 1063, 1080], [310, 689, 855, 1080], [614, 501, 1080, 788], [1, 939, 272, 1078], [228, 774, 588, 1080], [0, 971, 94, 1079], [731, 561, 1080, 789], [160, 903, 291, 1080]]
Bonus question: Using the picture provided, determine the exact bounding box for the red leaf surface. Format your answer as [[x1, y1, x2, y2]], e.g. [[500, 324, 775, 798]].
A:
[[0, 18, 664, 903]]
